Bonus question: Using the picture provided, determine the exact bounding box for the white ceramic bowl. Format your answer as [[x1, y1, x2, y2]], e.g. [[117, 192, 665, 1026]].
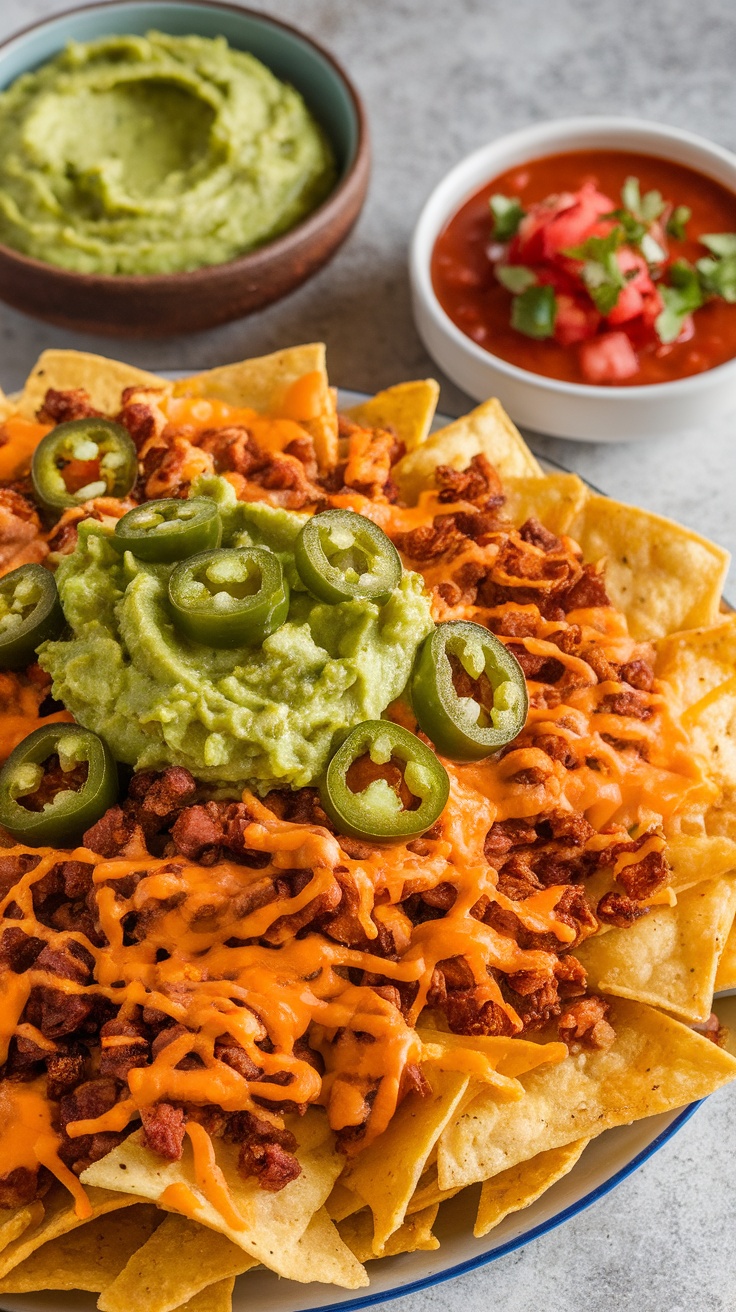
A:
[[410, 116, 736, 442]]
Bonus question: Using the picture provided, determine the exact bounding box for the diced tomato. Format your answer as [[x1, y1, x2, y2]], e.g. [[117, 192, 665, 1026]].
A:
[[540, 183, 616, 259], [606, 281, 644, 325], [510, 195, 575, 263], [640, 285, 665, 330], [579, 332, 640, 384], [553, 294, 601, 346]]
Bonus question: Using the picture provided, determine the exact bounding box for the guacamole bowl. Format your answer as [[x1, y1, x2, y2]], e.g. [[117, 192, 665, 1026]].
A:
[[0, 1, 370, 335]]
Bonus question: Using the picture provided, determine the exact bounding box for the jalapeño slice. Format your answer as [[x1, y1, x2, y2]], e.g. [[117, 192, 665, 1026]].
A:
[[168, 547, 289, 649], [0, 723, 118, 846], [0, 563, 64, 669], [114, 497, 222, 563], [412, 620, 528, 761], [32, 417, 138, 512], [295, 509, 402, 605], [321, 720, 450, 842]]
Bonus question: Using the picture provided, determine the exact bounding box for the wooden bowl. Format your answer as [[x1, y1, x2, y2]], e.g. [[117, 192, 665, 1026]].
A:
[[0, 1, 370, 336]]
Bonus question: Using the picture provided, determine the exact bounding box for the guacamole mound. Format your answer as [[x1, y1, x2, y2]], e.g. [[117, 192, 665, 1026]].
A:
[[0, 32, 336, 275], [39, 478, 433, 793]]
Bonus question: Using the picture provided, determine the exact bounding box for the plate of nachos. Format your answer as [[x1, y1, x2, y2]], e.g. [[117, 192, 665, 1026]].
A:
[[0, 343, 733, 1312]]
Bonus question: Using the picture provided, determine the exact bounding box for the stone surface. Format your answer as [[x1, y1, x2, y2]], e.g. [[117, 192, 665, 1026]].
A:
[[1, 1, 735, 1307]]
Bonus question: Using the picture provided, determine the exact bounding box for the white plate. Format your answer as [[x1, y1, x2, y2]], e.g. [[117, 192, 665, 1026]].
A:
[[0, 387, 728, 1312]]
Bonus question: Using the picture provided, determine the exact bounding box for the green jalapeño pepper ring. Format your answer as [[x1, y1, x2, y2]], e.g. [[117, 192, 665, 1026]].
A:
[[0, 723, 118, 846], [114, 497, 222, 563], [412, 620, 528, 761], [32, 417, 138, 512], [295, 508, 402, 605], [321, 720, 450, 841], [0, 563, 64, 670], [168, 547, 290, 649]]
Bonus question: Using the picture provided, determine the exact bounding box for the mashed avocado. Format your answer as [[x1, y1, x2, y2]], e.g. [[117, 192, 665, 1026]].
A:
[[39, 478, 433, 793], [0, 32, 336, 275]]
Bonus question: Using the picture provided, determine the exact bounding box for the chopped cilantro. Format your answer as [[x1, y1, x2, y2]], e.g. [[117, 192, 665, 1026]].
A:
[[510, 284, 556, 339], [621, 176, 666, 223], [495, 264, 537, 293], [489, 194, 525, 242], [566, 229, 626, 314], [640, 231, 666, 266], [700, 232, 736, 257], [666, 205, 691, 240], [696, 253, 736, 302], [654, 260, 703, 343]]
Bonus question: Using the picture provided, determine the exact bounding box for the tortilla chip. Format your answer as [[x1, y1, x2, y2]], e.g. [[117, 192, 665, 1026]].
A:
[[340, 1068, 469, 1253], [577, 878, 736, 1022], [0, 1202, 44, 1256], [715, 919, 736, 992], [567, 496, 729, 640], [346, 380, 440, 452], [0, 390, 13, 423], [0, 1204, 161, 1294], [417, 1026, 568, 1079], [474, 1138, 589, 1237], [81, 1113, 363, 1287], [0, 1186, 139, 1279], [338, 1204, 440, 1262], [406, 1164, 461, 1214], [288, 1207, 368, 1287], [98, 1213, 255, 1312], [325, 1180, 365, 1223], [437, 997, 736, 1191], [392, 398, 542, 504], [17, 350, 165, 420], [175, 344, 337, 471], [178, 1277, 236, 1312], [502, 473, 588, 536], [664, 832, 736, 891]]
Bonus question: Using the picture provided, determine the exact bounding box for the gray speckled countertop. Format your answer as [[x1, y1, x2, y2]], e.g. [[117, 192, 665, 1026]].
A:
[[1, 1, 735, 1308]]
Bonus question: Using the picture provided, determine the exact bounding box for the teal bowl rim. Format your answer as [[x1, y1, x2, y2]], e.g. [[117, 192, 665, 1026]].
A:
[[0, 0, 370, 288]]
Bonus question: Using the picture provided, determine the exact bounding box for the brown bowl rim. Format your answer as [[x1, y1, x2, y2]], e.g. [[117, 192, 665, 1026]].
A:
[[0, 0, 370, 288]]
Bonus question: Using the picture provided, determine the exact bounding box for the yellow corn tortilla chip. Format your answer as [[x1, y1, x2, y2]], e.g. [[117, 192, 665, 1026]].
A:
[[325, 1180, 365, 1223], [346, 380, 440, 452], [18, 350, 165, 420], [656, 618, 736, 834], [577, 877, 736, 1022], [474, 1138, 589, 1238], [437, 997, 736, 1191], [0, 389, 13, 423], [417, 1026, 568, 1079], [287, 1207, 368, 1288], [81, 1114, 364, 1287], [175, 344, 337, 472], [0, 1204, 161, 1294], [0, 1186, 139, 1280], [715, 919, 736, 992], [178, 1277, 236, 1312], [0, 1201, 44, 1255], [567, 495, 729, 640], [338, 1204, 440, 1262], [664, 832, 736, 890], [392, 398, 542, 504], [98, 1213, 255, 1312], [340, 1067, 469, 1253], [502, 473, 588, 536], [406, 1164, 461, 1215]]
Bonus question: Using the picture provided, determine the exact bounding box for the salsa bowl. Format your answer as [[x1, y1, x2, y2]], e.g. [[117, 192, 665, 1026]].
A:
[[0, 1, 370, 336], [410, 117, 736, 442]]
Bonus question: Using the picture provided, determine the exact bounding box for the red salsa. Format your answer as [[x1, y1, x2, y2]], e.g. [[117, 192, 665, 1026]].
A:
[[431, 150, 736, 386]]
